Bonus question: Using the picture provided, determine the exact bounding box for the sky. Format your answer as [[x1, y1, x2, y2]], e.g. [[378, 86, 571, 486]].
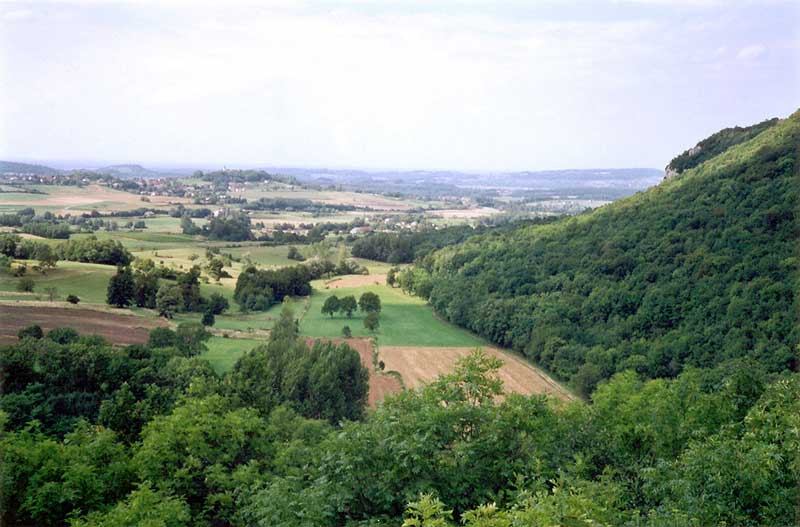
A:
[[1, 0, 798, 172]]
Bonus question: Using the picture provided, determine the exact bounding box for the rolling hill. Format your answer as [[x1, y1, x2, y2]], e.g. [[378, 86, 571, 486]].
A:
[[0, 160, 60, 176], [405, 110, 799, 395]]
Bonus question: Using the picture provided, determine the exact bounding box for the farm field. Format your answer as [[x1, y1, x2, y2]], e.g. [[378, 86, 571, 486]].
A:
[[232, 186, 430, 211], [0, 302, 167, 345], [0, 184, 188, 214], [378, 346, 574, 401]]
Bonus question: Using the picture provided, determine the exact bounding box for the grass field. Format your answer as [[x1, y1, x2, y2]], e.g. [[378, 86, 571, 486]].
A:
[[300, 279, 483, 347], [223, 244, 296, 267], [174, 307, 277, 332], [141, 216, 208, 233], [0, 261, 116, 303], [201, 336, 262, 374]]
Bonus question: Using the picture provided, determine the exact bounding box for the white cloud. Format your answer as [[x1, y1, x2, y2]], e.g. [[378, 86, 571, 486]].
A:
[[0, 2, 797, 170], [2, 8, 33, 21], [737, 44, 767, 60]]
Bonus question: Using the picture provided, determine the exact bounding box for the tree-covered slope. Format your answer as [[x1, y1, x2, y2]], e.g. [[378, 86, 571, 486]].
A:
[[666, 117, 780, 174], [406, 111, 799, 395]]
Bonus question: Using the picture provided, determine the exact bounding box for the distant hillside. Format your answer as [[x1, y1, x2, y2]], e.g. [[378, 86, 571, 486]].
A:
[[0, 160, 60, 176], [665, 117, 779, 176], [97, 164, 165, 178], [273, 166, 664, 201], [404, 110, 799, 395]]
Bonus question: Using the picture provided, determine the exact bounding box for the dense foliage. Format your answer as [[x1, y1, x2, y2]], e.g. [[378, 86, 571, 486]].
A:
[[400, 112, 799, 395], [204, 211, 254, 241], [227, 304, 369, 423], [244, 197, 357, 213], [0, 328, 215, 440], [0, 234, 132, 266], [350, 225, 483, 263], [233, 264, 313, 310], [667, 117, 779, 173], [2, 331, 797, 526], [351, 219, 559, 264]]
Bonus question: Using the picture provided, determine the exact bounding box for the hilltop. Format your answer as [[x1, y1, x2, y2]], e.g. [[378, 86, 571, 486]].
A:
[[0, 160, 60, 176], [403, 110, 799, 395], [97, 164, 170, 179]]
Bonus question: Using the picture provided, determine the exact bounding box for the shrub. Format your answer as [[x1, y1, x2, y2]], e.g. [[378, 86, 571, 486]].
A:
[[17, 276, 34, 292], [18, 324, 43, 340]]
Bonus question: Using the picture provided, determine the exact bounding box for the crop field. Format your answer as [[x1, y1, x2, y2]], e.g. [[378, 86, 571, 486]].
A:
[[378, 346, 574, 401], [300, 279, 482, 347], [0, 302, 167, 345]]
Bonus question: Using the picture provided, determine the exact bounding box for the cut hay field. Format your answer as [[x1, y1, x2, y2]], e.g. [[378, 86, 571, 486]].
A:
[[0, 302, 167, 345], [378, 346, 574, 401]]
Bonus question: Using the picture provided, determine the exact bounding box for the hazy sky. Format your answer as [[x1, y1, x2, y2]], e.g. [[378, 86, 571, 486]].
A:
[[1, 1, 798, 171]]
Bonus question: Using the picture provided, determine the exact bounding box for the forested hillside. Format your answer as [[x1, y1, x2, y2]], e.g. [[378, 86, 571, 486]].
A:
[[402, 112, 799, 395]]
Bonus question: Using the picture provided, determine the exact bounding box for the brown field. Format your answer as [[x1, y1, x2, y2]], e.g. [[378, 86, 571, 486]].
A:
[[378, 346, 574, 401], [305, 337, 403, 407], [2, 184, 188, 213], [325, 274, 387, 289], [240, 189, 419, 211], [429, 207, 501, 219], [0, 303, 168, 345]]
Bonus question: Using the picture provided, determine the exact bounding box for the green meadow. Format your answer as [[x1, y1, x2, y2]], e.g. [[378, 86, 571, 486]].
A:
[[299, 281, 482, 347], [201, 336, 262, 374], [0, 261, 116, 304]]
